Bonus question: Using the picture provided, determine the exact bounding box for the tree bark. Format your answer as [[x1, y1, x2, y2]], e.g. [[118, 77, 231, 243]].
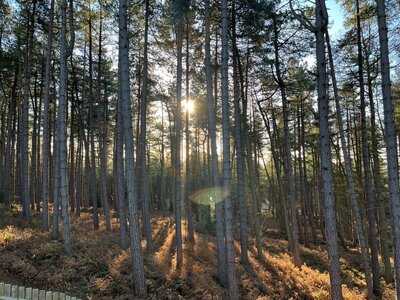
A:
[[272, 14, 301, 266], [221, 0, 238, 297], [231, 2, 249, 265], [205, 3, 227, 284], [355, 0, 381, 295], [174, 4, 184, 270], [118, 0, 146, 295], [185, 15, 194, 245], [365, 46, 393, 283], [137, 0, 152, 250], [315, 0, 343, 298], [56, 0, 72, 255], [21, 0, 37, 220], [326, 32, 373, 300], [88, 13, 99, 230], [97, 8, 112, 231], [375, 0, 400, 297]]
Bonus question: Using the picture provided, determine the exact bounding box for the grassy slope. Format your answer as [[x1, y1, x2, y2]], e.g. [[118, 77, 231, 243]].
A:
[[0, 205, 395, 299]]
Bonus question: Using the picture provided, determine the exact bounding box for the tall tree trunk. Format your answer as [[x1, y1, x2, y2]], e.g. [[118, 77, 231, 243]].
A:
[[231, 2, 249, 265], [272, 14, 301, 266], [221, 0, 238, 297], [21, 0, 37, 220], [51, 121, 60, 240], [205, 2, 227, 284], [97, 8, 112, 231], [375, 0, 400, 297], [118, 0, 146, 296], [256, 98, 290, 239], [30, 73, 39, 211], [69, 78, 76, 214], [137, 0, 152, 250], [355, 1, 381, 295], [160, 104, 167, 211], [76, 128, 82, 216], [315, 0, 343, 298], [4, 60, 19, 206], [56, 0, 72, 255], [174, 5, 184, 270], [88, 13, 99, 230], [116, 88, 128, 249], [366, 46, 393, 283], [185, 15, 194, 244], [326, 32, 374, 299]]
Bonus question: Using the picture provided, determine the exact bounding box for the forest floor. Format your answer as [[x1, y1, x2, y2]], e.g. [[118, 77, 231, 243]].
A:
[[0, 204, 396, 299]]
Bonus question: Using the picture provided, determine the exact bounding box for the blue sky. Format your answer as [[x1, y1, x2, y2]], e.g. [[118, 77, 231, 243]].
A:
[[326, 0, 346, 39]]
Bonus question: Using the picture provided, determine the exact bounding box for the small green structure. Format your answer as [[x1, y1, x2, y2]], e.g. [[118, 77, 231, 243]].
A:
[[0, 282, 81, 300]]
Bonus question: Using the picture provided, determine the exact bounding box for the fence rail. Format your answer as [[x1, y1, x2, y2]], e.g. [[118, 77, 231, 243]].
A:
[[0, 282, 81, 300]]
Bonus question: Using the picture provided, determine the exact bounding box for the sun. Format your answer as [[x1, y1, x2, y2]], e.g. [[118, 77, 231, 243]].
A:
[[182, 99, 195, 114]]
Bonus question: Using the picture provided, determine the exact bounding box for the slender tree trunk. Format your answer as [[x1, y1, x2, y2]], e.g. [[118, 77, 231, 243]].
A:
[[231, 3, 249, 265], [69, 103, 76, 215], [366, 48, 393, 283], [118, 0, 146, 295], [185, 15, 194, 244], [56, 0, 72, 255], [205, 5, 227, 284], [272, 14, 301, 266], [4, 61, 19, 206], [174, 8, 184, 270], [97, 9, 111, 231], [21, 0, 37, 220], [116, 89, 128, 249], [88, 14, 99, 230], [31, 74, 38, 211], [326, 32, 374, 299], [375, 0, 400, 297], [315, 0, 343, 298], [221, 0, 238, 297], [76, 129, 82, 216], [160, 104, 167, 211], [355, 1, 381, 294], [137, 0, 152, 250]]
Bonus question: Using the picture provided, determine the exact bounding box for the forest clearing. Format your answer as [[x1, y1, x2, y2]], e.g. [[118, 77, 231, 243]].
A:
[[1, 0, 400, 299]]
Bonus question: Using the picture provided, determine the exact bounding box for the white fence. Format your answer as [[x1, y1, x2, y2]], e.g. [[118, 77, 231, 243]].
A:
[[0, 283, 81, 300]]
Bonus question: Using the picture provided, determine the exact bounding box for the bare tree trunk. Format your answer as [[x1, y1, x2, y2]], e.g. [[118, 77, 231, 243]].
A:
[[21, 0, 37, 220], [326, 32, 373, 299], [272, 14, 301, 266], [221, 0, 238, 297], [174, 6, 184, 270], [51, 124, 60, 240], [56, 0, 72, 255], [137, 0, 152, 250], [185, 16, 194, 244], [4, 61, 19, 206], [315, 0, 343, 298], [88, 13, 99, 230], [205, 4, 227, 284], [366, 47, 393, 283], [97, 8, 111, 231], [118, 0, 146, 296], [231, 3, 249, 265], [375, 0, 400, 297], [30, 73, 39, 211], [354, 0, 381, 294], [76, 129, 82, 216], [160, 104, 167, 211], [116, 89, 128, 249], [69, 101, 76, 214]]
